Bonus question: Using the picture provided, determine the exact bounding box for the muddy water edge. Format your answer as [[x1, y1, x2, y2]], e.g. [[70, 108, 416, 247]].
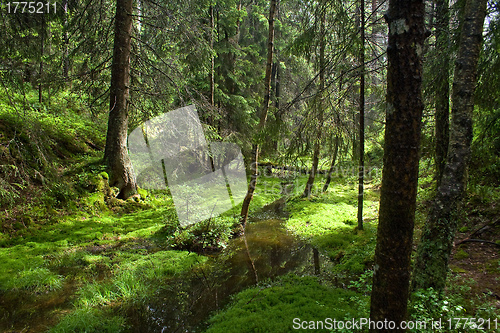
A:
[[127, 218, 319, 332], [0, 218, 321, 332]]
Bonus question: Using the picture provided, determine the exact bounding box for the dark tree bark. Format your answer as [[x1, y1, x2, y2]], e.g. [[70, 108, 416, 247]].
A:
[[357, 0, 365, 230], [434, 0, 450, 184], [63, 0, 70, 82], [303, 123, 321, 197], [104, 0, 137, 199], [412, 0, 487, 292], [39, 15, 45, 104], [369, 0, 425, 328], [322, 135, 339, 192], [240, 0, 277, 228], [323, 72, 343, 193], [270, 4, 281, 153], [209, 3, 215, 107], [303, 6, 326, 198]]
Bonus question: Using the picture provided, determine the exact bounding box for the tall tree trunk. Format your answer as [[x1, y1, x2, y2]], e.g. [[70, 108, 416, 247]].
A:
[[412, 0, 487, 292], [63, 0, 69, 82], [323, 71, 343, 192], [104, 0, 137, 199], [303, 5, 326, 198], [357, 0, 365, 230], [322, 135, 339, 192], [303, 120, 322, 197], [434, 0, 450, 183], [270, 3, 281, 153], [39, 15, 45, 104], [240, 0, 277, 228], [209, 4, 215, 107], [369, 0, 425, 328]]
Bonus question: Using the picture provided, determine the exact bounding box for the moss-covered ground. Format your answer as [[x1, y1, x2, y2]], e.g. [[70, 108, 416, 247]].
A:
[[1, 94, 498, 332], [203, 166, 500, 333]]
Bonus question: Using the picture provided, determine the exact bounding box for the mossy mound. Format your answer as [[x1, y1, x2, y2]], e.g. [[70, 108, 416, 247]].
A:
[[204, 274, 368, 333]]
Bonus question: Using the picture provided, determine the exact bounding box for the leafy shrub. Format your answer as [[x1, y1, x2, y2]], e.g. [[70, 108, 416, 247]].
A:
[[409, 277, 500, 332], [171, 216, 239, 251]]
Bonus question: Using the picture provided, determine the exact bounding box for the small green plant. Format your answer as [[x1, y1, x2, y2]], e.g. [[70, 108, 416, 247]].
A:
[[409, 276, 500, 332], [347, 269, 373, 294], [410, 287, 466, 331], [16, 267, 64, 293]]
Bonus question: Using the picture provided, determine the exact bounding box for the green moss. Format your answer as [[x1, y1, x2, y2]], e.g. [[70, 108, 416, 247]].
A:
[[485, 259, 500, 274], [450, 265, 467, 273], [204, 274, 368, 333], [454, 249, 469, 260], [137, 187, 148, 200], [0, 202, 177, 293], [0, 242, 62, 291], [285, 183, 379, 274], [75, 250, 206, 307], [458, 226, 469, 233]]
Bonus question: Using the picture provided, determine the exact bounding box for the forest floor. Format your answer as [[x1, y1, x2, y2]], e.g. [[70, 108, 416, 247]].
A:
[[0, 104, 499, 332], [1, 162, 498, 332], [451, 198, 500, 306]]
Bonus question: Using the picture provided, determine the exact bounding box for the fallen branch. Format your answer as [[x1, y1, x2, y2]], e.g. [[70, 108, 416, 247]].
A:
[[467, 218, 500, 239], [455, 239, 500, 247]]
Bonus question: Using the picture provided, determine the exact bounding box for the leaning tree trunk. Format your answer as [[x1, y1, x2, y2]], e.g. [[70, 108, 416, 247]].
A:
[[434, 0, 450, 184], [369, 0, 425, 328], [240, 0, 277, 228], [412, 0, 487, 293], [104, 0, 137, 199]]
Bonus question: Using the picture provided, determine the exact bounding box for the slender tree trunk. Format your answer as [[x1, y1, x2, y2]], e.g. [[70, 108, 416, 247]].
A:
[[369, 0, 425, 328], [39, 15, 45, 104], [303, 6, 326, 198], [303, 124, 321, 197], [434, 0, 450, 183], [357, 0, 365, 230], [240, 0, 277, 228], [104, 0, 137, 199], [412, 0, 487, 292], [323, 71, 343, 192], [209, 4, 215, 107], [270, 59, 281, 152], [323, 135, 339, 192], [270, 3, 281, 152], [63, 0, 69, 82]]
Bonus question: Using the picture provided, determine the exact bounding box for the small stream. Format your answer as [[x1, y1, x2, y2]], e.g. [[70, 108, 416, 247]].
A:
[[128, 218, 320, 333]]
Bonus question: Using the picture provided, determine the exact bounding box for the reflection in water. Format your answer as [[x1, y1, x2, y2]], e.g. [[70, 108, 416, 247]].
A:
[[242, 231, 259, 284], [313, 248, 320, 275], [129, 219, 317, 332]]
